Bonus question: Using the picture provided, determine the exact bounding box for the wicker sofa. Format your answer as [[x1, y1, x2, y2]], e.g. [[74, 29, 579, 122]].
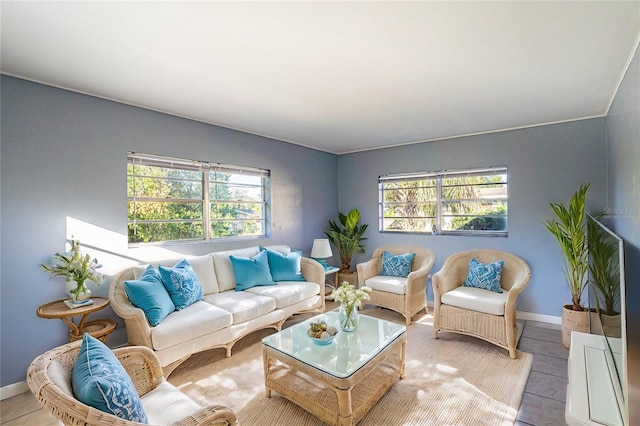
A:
[[110, 245, 325, 374], [27, 339, 237, 425]]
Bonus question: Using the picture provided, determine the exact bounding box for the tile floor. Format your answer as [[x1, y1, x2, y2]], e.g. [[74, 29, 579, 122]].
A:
[[0, 318, 568, 426]]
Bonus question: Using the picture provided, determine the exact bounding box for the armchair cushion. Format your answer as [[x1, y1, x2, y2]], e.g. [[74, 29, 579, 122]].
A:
[[380, 251, 415, 278], [364, 276, 407, 295], [140, 381, 201, 424], [72, 334, 148, 423], [463, 258, 504, 293], [159, 259, 204, 310], [125, 265, 175, 327], [441, 286, 510, 316]]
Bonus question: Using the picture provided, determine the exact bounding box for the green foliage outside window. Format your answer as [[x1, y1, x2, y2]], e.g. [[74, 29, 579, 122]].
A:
[[127, 154, 268, 244]]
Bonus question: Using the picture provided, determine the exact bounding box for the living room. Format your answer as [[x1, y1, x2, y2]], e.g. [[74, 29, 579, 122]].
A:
[[1, 2, 639, 425]]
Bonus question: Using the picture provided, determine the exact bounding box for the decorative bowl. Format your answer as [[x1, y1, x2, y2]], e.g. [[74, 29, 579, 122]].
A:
[[308, 332, 338, 345], [307, 319, 338, 345]]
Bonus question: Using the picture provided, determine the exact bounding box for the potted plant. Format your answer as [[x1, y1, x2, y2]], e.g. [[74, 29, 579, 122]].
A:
[[325, 208, 368, 281], [545, 183, 590, 348]]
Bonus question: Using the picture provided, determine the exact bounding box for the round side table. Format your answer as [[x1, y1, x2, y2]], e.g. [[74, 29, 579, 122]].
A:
[[36, 296, 116, 343]]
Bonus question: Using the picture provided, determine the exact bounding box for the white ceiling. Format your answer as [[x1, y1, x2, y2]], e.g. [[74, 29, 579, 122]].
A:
[[2, 2, 639, 154]]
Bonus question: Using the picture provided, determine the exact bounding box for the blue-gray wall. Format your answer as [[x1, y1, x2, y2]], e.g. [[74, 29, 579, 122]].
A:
[[338, 119, 607, 317], [0, 76, 338, 387], [605, 41, 640, 425]]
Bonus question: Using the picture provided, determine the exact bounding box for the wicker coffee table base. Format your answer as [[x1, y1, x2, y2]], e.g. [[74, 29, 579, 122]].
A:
[[262, 333, 406, 426]]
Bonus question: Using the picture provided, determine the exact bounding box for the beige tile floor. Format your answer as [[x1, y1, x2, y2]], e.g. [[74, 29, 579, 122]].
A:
[[1, 318, 567, 426]]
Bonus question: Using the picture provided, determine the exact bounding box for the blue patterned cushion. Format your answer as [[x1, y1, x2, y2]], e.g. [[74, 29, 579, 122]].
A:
[[72, 334, 148, 423], [124, 265, 175, 326], [230, 249, 275, 291], [463, 258, 504, 293], [263, 247, 305, 282], [158, 259, 203, 310], [380, 251, 416, 278]]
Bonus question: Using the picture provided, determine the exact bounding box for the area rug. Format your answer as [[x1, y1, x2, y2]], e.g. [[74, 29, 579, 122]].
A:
[[168, 307, 532, 425]]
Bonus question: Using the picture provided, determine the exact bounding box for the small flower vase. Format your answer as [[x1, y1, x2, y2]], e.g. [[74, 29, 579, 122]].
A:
[[66, 280, 91, 302], [339, 303, 359, 332]]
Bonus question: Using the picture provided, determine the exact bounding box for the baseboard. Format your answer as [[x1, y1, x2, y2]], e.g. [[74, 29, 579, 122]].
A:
[[0, 381, 29, 400], [516, 310, 561, 325]]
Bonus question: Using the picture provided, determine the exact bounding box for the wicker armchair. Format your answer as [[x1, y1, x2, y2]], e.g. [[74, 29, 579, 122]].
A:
[[432, 249, 531, 359], [27, 340, 237, 426], [356, 245, 435, 325]]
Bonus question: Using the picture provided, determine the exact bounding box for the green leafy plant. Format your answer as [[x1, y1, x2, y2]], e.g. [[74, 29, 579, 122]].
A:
[[587, 217, 620, 316], [545, 183, 590, 311], [325, 208, 368, 272]]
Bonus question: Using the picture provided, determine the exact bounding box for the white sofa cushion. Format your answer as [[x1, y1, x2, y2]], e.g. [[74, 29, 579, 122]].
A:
[[440, 286, 510, 316], [245, 281, 319, 309], [132, 255, 219, 295], [364, 276, 407, 295], [151, 301, 232, 351], [141, 381, 201, 425], [204, 291, 276, 324], [211, 246, 261, 292]]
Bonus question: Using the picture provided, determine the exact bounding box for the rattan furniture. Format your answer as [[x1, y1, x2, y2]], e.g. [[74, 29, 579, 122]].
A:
[[36, 297, 116, 343], [27, 339, 238, 426], [432, 249, 531, 359], [262, 310, 406, 426], [356, 245, 435, 325]]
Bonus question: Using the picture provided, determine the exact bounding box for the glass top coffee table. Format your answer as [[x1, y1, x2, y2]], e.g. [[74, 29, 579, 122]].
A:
[[262, 310, 406, 425]]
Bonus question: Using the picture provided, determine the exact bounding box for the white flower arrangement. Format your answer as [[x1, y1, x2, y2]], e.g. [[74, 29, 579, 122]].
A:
[[41, 239, 103, 298], [332, 281, 372, 313]]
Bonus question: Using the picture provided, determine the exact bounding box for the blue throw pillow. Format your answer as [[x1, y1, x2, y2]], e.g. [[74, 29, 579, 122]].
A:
[[463, 258, 504, 293], [124, 265, 175, 326], [381, 251, 416, 278], [230, 249, 275, 291], [158, 259, 203, 310], [263, 248, 306, 282], [72, 334, 148, 423]]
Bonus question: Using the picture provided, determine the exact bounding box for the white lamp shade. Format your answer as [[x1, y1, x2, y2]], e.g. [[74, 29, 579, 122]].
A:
[[310, 239, 332, 258]]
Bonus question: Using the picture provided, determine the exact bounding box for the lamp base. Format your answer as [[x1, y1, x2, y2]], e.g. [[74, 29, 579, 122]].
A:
[[312, 258, 329, 269]]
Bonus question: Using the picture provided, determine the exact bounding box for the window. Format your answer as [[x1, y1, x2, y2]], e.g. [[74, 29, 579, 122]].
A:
[[379, 166, 507, 236], [127, 152, 269, 244]]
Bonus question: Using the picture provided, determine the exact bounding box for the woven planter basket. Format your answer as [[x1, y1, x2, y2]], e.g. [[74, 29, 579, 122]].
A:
[[561, 305, 590, 348]]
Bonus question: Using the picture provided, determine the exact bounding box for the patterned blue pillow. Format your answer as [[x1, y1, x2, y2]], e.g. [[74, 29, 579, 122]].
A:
[[463, 258, 504, 293], [124, 265, 175, 326], [72, 334, 148, 423], [158, 259, 203, 310], [230, 249, 276, 291], [381, 251, 416, 278], [263, 248, 305, 282]]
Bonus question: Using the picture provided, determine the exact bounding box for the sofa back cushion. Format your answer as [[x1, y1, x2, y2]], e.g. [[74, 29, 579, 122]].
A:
[[212, 246, 261, 292], [133, 255, 219, 295]]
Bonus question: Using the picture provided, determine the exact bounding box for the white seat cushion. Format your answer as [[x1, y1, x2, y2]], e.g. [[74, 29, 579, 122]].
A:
[[245, 282, 319, 308], [141, 381, 201, 425], [204, 291, 276, 324], [150, 301, 232, 351], [440, 286, 510, 316], [364, 276, 408, 295]]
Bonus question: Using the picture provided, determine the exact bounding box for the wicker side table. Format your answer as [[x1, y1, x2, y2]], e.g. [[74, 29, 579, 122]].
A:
[[36, 296, 116, 343]]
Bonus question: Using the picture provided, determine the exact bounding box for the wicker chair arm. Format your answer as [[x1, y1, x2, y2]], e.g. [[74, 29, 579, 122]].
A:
[[170, 404, 238, 426], [431, 260, 466, 299], [113, 346, 165, 397], [109, 268, 154, 348], [356, 258, 380, 284]]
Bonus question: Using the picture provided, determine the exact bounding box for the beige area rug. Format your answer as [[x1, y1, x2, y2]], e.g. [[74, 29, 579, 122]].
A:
[[168, 306, 532, 425]]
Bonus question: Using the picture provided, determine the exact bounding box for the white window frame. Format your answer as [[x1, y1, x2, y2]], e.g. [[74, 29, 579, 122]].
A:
[[379, 166, 508, 237], [127, 152, 269, 245]]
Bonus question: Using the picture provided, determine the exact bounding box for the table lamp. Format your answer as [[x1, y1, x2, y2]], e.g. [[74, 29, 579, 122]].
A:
[[311, 239, 332, 270]]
